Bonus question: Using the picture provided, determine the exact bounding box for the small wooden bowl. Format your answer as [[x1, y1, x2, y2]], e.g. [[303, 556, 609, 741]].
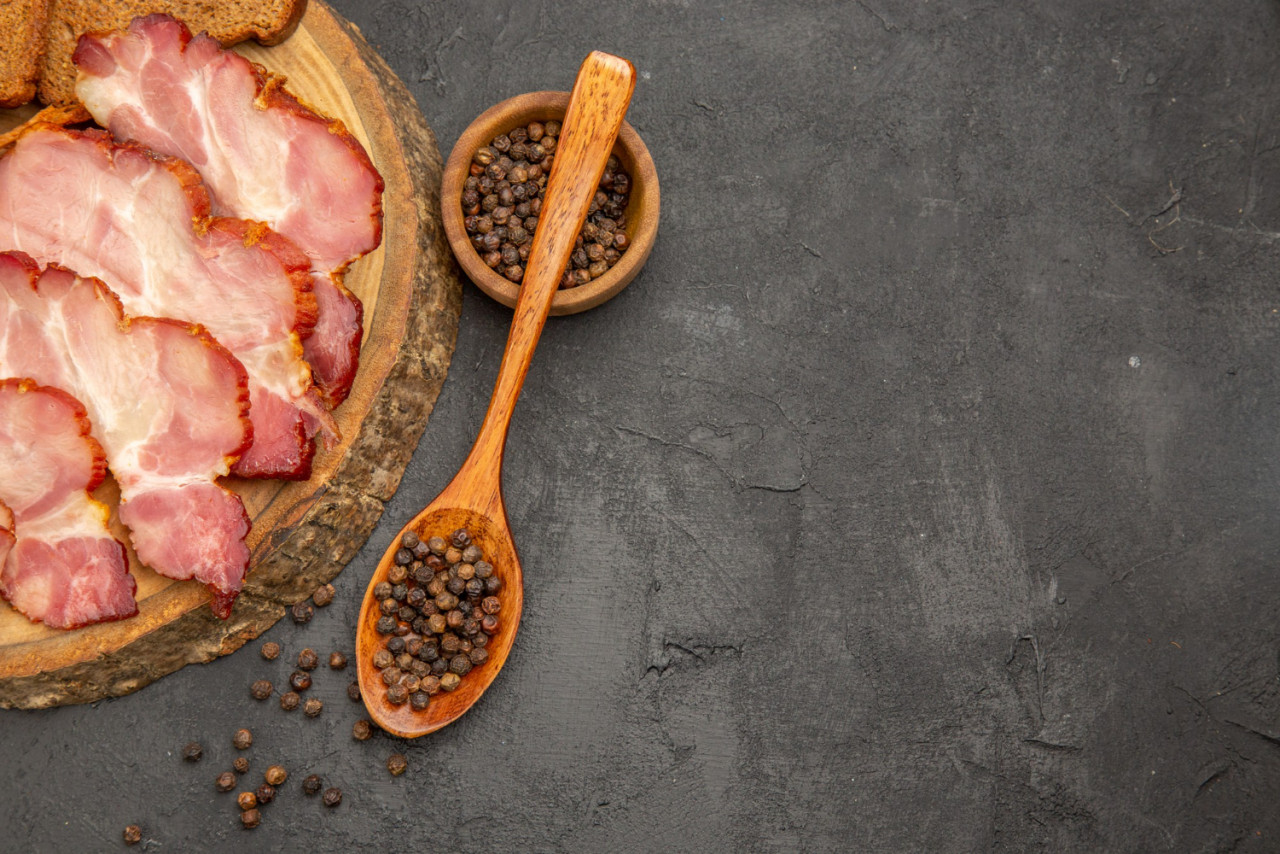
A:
[[441, 91, 659, 315]]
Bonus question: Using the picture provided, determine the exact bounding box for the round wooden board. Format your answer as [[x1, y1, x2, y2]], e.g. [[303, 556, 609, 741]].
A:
[[0, 2, 463, 709]]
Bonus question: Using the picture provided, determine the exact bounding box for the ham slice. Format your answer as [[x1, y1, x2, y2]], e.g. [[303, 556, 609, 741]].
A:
[[0, 252, 251, 618], [0, 378, 136, 628], [76, 14, 384, 407], [0, 122, 332, 479]]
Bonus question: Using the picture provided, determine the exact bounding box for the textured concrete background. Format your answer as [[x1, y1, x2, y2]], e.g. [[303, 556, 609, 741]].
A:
[[4, 1, 1280, 850]]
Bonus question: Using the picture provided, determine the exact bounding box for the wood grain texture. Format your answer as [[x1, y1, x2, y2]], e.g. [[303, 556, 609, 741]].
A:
[[0, 1, 462, 709], [356, 51, 635, 738]]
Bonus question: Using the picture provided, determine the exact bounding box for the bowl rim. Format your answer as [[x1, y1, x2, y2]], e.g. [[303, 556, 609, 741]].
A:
[[441, 90, 660, 316]]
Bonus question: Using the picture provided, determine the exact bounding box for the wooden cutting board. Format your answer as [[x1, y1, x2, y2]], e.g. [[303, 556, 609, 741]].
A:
[[0, 2, 463, 709]]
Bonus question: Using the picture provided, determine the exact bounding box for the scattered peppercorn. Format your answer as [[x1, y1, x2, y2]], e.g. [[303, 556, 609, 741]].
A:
[[237, 791, 257, 811], [289, 671, 312, 692], [123, 825, 142, 845], [232, 728, 253, 750], [260, 641, 281, 660], [280, 691, 300, 712], [216, 771, 236, 792], [328, 651, 348, 670], [291, 601, 313, 624], [297, 648, 319, 671], [347, 681, 361, 701], [323, 787, 343, 807], [303, 775, 322, 796], [250, 679, 273, 700], [387, 753, 408, 776], [352, 719, 373, 741], [240, 808, 261, 829], [312, 583, 335, 607], [182, 741, 203, 762], [265, 765, 288, 786], [255, 784, 275, 805], [233, 757, 250, 774], [304, 698, 324, 718]]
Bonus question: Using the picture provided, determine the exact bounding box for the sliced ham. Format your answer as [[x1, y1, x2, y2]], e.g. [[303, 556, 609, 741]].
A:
[[0, 252, 251, 618], [0, 122, 332, 479], [0, 378, 136, 628], [76, 14, 384, 407]]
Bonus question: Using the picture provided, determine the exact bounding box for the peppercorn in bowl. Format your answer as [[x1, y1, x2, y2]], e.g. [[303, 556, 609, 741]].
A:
[[442, 90, 659, 315]]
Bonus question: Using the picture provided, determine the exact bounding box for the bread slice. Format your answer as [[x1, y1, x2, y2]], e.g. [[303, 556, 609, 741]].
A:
[[38, 0, 308, 105], [0, 0, 50, 108]]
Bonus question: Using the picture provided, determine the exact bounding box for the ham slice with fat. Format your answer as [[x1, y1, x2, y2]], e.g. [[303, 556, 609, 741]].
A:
[[0, 122, 333, 479], [0, 378, 136, 628], [0, 252, 251, 618], [76, 14, 385, 407]]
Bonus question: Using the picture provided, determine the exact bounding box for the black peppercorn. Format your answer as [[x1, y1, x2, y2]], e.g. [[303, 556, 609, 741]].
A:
[[406, 587, 427, 608], [240, 808, 261, 829], [297, 648, 318, 671], [481, 596, 501, 615], [233, 728, 253, 750], [265, 765, 287, 786], [304, 698, 323, 718], [485, 575, 503, 594], [261, 641, 281, 660], [394, 547, 413, 566], [473, 146, 495, 165], [386, 636, 406, 655], [353, 719, 373, 741], [216, 771, 236, 792], [237, 791, 257, 811], [312, 583, 335, 607], [422, 674, 442, 695], [376, 616, 397, 634], [481, 613, 500, 634], [329, 651, 348, 670], [255, 784, 275, 805], [381, 666, 402, 686], [410, 691, 430, 711], [373, 648, 394, 669], [183, 741, 203, 762], [323, 788, 342, 807], [413, 540, 430, 559], [465, 578, 485, 597], [380, 597, 397, 616], [250, 679, 273, 700], [373, 581, 392, 600], [303, 775, 322, 796], [387, 754, 408, 776], [347, 681, 361, 701], [386, 684, 409, 705], [123, 825, 142, 845], [280, 691, 300, 711], [289, 671, 312, 692], [450, 528, 471, 548], [469, 647, 489, 666], [234, 757, 250, 774], [439, 672, 461, 692], [398, 605, 417, 623], [389, 567, 407, 586], [291, 601, 313, 624]]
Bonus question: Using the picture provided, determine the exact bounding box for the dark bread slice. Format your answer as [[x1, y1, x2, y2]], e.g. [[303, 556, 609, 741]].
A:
[[38, 0, 307, 105], [0, 0, 50, 108]]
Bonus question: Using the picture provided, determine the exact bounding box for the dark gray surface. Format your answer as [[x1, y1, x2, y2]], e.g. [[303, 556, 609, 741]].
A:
[[4, 0, 1280, 850]]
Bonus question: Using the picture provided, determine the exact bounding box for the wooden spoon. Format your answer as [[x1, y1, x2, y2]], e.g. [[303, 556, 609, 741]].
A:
[[356, 51, 637, 738]]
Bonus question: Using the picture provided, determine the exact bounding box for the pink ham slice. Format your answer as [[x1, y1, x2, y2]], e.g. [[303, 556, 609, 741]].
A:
[[0, 122, 332, 479], [0, 252, 251, 618], [0, 378, 136, 628], [76, 14, 384, 407]]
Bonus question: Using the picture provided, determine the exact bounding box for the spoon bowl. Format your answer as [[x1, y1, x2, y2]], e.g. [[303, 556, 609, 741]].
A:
[[356, 49, 636, 738], [355, 505, 523, 736]]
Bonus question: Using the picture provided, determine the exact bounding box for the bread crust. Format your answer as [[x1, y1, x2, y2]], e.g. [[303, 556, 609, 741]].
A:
[[0, 0, 50, 109]]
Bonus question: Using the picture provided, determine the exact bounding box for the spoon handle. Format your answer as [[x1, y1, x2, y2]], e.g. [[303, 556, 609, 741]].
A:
[[442, 51, 637, 514]]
